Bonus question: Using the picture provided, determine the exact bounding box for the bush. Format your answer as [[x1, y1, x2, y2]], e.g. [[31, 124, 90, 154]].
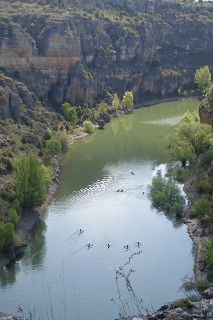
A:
[[149, 171, 185, 216], [0, 222, 15, 251], [197, 179, 212, 194], [7, 208, 20, 227], [58, 134, 69, 152], [83, 120, 94, 134], [46, 137, 62, 155], [167, 165, 188, 183], [191, 197, 212, 218], [205, 238, 213, 266], [200, 149, 213, 167], [13, 153, 46, 209], [43, 128, 52, 141], [61, 102, 77, 125]]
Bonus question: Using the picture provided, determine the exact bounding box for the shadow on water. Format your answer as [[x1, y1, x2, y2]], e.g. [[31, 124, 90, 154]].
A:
[[23, 218, 47, 269], [0, 219, 47, 289]]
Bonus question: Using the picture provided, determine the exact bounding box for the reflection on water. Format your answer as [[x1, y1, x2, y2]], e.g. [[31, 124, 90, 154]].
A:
[[0, 99, 198, 320]]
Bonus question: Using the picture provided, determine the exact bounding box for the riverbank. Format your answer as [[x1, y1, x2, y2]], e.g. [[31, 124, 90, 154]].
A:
[[0, 131, 89, 269], [0, 97, 199, 269]]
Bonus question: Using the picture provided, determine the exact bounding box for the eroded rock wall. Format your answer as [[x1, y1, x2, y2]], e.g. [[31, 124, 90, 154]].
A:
[[0, 0, 213, 108]]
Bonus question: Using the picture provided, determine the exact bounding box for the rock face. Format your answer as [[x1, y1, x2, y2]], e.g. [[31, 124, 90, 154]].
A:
[[0, 74, 38, 120], [127, 295, 213, 320], [0, 0, 213, 108]]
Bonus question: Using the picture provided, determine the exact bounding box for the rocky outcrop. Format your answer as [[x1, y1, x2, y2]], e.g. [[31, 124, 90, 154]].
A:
[[126, 293, 213, 320], [0, 0, 213, 108], [0, 74, 38, 120]]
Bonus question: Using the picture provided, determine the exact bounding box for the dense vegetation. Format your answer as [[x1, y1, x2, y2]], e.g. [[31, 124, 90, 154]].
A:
[[150, 65, 213, 284], [149, 171, 186, 217]]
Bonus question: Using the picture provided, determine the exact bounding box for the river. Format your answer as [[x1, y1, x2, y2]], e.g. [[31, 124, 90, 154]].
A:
[[0, 99, 199, 320]]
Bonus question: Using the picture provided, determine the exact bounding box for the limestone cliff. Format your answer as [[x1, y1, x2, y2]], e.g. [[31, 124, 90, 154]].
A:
[[0, 0, 213, 110]]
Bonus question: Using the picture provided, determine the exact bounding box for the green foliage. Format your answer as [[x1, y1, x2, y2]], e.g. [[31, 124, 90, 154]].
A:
[[0, 222, 15, 252], [196, 179, 212, 195], [122, 91, 134, 110], [112, 93, 120, 110], [191, 197, 212, 218], [83, 120, 94, 134], [61, 102, 78, 125], [167, 165, 188, 183], [7, 208, 20, 227], [207, 85, 213, 103], [149, 171, 185, 216], [13, 153, 46, 209], [43, 128, 53, 141], [168, 111, 212, 166], [98, 101, 108, 115], [200, 149, 213, 167], [194, 65, 212, 95], [58, 134, 69, 152], [205, 238, 213, 266], [42, 165, 53, 185], [45, 137, 62, 155]]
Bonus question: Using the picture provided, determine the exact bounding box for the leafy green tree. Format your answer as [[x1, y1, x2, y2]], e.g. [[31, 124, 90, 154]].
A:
[[194, 65, 212, 95], [168, 111, 212, 166], [8, 208, 20, 227], [46, 137, 62, 155], [98, 101, 108, 115], [122, 91, 134, 110], [83, 120, 94, 134], [112, 93, 120, 110], [13, 154, 46, 209], [61, 102, 78, 125]]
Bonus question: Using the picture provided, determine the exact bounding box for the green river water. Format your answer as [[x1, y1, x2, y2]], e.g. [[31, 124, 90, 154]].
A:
[[0, 99, 199, 320]]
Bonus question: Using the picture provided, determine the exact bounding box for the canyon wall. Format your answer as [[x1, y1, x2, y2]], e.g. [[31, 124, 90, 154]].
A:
[[0, 0, 213, 111]]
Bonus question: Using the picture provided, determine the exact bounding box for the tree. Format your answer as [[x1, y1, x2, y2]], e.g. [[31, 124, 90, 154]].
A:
[[112, 93, 120, 110], [13, 154, 46, 209], [168, 111, 212, 166], [61, 102, 78, 125], [46, 137, 62, 155], [83, 120, 94, 134], [194, 65, 212, 95], [98, 101, 108, 115], [122, 91, 134, 110]]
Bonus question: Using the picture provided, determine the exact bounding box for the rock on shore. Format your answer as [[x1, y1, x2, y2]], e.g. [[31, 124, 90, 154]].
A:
[[126, 290, 213, 320]]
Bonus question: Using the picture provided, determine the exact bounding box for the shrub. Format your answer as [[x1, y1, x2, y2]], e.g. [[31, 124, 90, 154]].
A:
[[43, 128, 52, 141], [196, 179, 212, 195], [46, 137, 62, 155], [205, 238, 213, 266], [13, 153, 46, 209], [7, 208, 20, 227], [0, 222, 15, 251], [200, 149, 213, 167], [191, 197, 212, 218], [83, 120, 94, 134], [61, 102, 77, 125], [58, 134, 69, 152]]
